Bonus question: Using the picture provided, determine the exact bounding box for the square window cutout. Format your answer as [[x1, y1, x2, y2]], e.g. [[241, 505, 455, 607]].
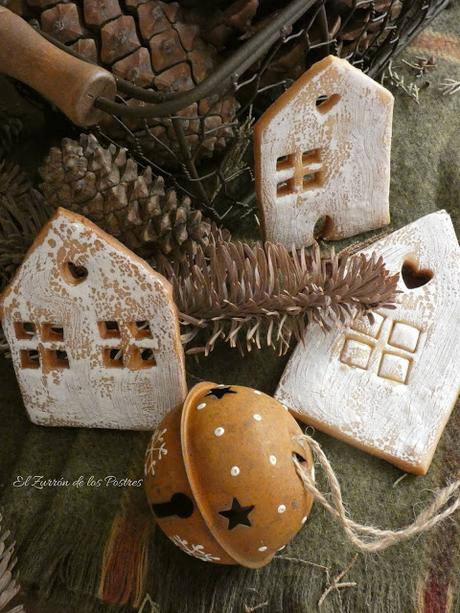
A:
[[302, 149, 321, 165], [43, 349, 70, 369], [103, 347, 124, 368], [351, 313, 385, 339], [340, 338, 372, 370], [378, 353, 410, 384], [388, 322, 420, 353], [276, 179, 295, 197], [20, 349, 40, 369], [302, 171, 322, 190], [130, 321, 153, 339], [98, 321, 121, 339], [14, 321, 36, 340], [42, 324, 64, 342], [128, 347, 156, 369], [276, 154, 294, 172]]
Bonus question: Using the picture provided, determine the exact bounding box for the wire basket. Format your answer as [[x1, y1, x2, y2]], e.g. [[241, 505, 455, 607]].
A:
[[9, 0, 451, 226]]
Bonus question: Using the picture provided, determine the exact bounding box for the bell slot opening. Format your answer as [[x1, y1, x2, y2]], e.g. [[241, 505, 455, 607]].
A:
[[152, 493, 194, 519]]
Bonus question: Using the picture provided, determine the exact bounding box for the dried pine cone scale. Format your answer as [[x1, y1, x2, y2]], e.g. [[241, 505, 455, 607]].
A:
[[39, 133, 222, 261], [25, 0, 238, 167]]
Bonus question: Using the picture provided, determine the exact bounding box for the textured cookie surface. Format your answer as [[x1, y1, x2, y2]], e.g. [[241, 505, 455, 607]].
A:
[[0, 208, 186, 429], [254, 55, 393, 247], [276, 211, 460, 474]]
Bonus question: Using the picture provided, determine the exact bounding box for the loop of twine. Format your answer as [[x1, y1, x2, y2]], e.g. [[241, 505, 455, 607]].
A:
[[294, 433, 460, 552]]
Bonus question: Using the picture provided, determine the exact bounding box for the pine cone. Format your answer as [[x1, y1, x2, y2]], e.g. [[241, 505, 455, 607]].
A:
[[186, 0, 260, 50], [0, 512, 24, 613], [24, 0, 238, 168], [335, 0, 403, 55], [258, 0, 402, 88], [39, 133, 227, 262]]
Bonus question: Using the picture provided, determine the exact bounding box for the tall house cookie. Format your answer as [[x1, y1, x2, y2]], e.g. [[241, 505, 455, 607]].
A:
[[254, 55, 393, 248], [0, 208, 187, 430], [275, 211, 460, 475]]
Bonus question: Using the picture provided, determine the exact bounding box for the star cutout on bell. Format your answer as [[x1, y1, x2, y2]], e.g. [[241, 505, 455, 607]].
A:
[[219, 497, 255, 530], [205, 385, 237, 399]]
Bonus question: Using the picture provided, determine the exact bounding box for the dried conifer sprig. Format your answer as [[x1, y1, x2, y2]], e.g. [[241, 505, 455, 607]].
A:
[[0, 512, 24, 613], [0, 162, 53, 291], [158, 241, 399, 355]]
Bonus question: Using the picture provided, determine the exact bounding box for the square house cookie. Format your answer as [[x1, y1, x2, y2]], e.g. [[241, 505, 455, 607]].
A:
[[276, 211, 460, 474]]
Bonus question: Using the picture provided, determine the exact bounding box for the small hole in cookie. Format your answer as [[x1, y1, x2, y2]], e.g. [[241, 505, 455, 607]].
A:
[[313, 215, 333, 239], [316, 93, 341, 114], [401, 260, 433, 289], [64, 261, 88, 285]]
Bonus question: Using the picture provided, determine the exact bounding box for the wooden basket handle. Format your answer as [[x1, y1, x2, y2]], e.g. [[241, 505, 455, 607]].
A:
[[0, 7, 116, 126]]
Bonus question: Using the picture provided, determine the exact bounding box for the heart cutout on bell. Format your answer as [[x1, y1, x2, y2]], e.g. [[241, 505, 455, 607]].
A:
[[401, 260, 433, 289]]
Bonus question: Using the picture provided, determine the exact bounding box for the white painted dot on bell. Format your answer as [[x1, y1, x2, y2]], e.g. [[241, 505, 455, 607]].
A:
[[197, 402, 206, 410], [282, 404, 289, 412], [214, 427, 225, 437], [254, 390, 263, 395], [218, 384, 226, 388], [231, 466, 240, 477], [253, 414, 262, 421], [301, 516, 308, 524], [277, 504, 286, 514], [269, 455, 277, 465], [258, 546, 268, 552]]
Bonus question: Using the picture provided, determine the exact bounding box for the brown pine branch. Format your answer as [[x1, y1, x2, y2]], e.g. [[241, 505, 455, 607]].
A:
[[157, 240, 399, 356], [0, 161, 53, 291], [0, 512, 24, 613]]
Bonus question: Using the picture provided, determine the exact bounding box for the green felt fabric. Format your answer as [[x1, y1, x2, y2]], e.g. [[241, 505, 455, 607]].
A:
[[0, 5, 459, 612]]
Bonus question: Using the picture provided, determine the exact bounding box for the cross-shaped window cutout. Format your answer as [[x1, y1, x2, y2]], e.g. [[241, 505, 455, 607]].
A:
[[339, 316, 421, 385], [15, 321, 69, 371], [276, 149, 323, 198], [97, 320, 156, 370]]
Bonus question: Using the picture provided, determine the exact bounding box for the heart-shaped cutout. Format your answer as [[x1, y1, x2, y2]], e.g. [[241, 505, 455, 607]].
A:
[[401, 260, 433, 289]]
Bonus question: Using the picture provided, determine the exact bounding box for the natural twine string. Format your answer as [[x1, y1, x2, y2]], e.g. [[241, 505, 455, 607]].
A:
[[293, 433, 460, 552]]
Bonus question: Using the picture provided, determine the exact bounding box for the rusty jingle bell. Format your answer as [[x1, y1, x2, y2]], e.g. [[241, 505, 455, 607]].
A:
[[144, 382, 315, 568]]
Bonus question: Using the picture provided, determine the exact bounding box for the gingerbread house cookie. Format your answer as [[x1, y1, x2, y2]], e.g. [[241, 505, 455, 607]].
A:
[[0, 208, 187, 430], [254, 55, 393, 247], [275, 211, 460, 474]]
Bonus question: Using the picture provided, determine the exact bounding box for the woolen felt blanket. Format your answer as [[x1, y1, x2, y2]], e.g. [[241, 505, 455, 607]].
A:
[[0, 6, 459, 612]]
